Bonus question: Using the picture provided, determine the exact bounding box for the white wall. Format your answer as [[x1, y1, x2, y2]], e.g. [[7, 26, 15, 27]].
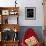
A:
[[18, 0, 44, 26], [0, 0, 44, 26]]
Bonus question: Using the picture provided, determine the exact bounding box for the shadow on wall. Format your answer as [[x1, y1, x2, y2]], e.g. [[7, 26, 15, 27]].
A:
[[18, 26, 44, 44]]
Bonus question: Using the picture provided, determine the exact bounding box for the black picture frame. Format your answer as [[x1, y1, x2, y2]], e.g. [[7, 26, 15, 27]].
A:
[[25, 7, 36, 20]]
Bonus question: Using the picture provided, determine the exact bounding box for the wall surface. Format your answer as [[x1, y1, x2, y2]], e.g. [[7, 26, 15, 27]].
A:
[[0, 0, 44, 45], [18, 0, 44, 26], [0, 0, 44, 26], [18, 26, 44, 44]]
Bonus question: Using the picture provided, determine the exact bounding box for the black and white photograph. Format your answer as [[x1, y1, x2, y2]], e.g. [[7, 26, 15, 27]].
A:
[[25, 7, 36, 20]]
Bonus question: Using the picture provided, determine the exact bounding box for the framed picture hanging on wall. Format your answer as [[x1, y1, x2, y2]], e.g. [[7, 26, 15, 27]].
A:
[[25, 7, 36, 20]]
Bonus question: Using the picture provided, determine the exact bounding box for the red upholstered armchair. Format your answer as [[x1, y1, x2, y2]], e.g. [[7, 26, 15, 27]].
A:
[[21, 28, 41, 46]]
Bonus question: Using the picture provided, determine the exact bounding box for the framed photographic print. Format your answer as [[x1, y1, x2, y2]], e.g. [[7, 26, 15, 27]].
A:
[[25, 7, 36, 20], [2, 10, 9, 15]]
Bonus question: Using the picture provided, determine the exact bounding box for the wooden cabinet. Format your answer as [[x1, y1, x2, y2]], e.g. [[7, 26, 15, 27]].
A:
[[2, 41, 19, 46], [0, 41, 19, 46], [43, 0, 46, 46], [0, 7, 19, 24], [43, 27, 46, 46], [43, 0, 46, 26], [0, 7, 19, 46]]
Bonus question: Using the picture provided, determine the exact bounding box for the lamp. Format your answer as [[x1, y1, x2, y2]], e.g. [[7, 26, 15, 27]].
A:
[[15, 0, 17, 7]]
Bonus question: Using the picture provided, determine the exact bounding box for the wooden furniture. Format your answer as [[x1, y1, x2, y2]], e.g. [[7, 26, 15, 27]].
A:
[[2, 41, 19, 46], [0, 7, 19, 24], [0, 7, 19, 46], [0, 41, 2, 46], [43, 0, 46, 26], [43, 0, 46, 46], [44, 27, 46, 46]]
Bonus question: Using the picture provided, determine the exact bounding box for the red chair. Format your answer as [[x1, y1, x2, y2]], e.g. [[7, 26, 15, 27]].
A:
[[21, 28, 41, 46]]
